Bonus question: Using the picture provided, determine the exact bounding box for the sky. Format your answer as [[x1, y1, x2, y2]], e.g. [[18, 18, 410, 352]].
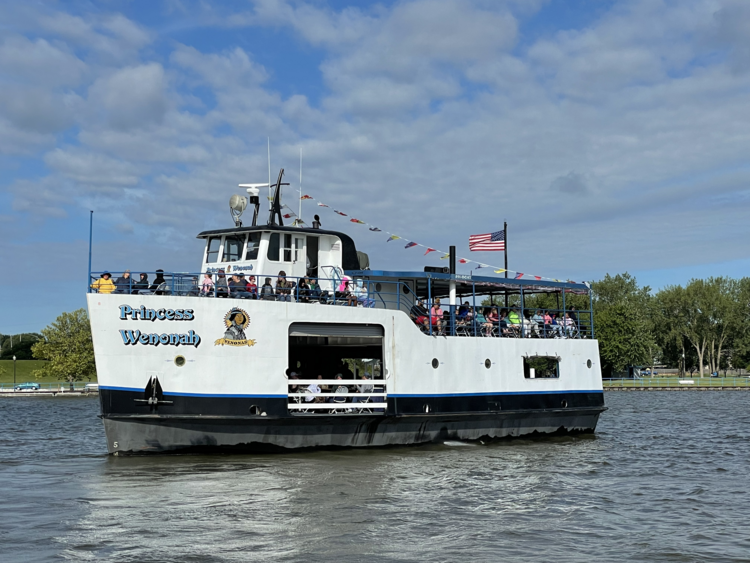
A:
[[1, 0, 750, 334]]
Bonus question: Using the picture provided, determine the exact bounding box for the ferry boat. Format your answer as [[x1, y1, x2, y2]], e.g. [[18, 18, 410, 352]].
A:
[[87, 170, 606, 454]]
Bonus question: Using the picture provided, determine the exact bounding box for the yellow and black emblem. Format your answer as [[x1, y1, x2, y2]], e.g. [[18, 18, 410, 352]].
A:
[[215, 308, 256, 347]]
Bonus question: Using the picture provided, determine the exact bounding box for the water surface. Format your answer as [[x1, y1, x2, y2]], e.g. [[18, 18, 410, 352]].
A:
[[1, 392, 748, 562]]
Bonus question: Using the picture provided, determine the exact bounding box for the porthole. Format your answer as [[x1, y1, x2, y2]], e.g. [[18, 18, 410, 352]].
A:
[[485, 359, 492, 369], [587, 359, 592, 369], [432, 358, 439, 369], [375, 283, 382, 292], [423, 404, 431, 413], [249, 405, 260, 415], [174, 355, 186, 367], [402, 284, 410, 294], [561, 400, 568, 408]]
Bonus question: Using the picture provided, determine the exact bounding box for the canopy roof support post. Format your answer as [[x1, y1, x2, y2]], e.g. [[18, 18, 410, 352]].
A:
[[428, 277, 432, 336], [521, 286, 526, 338], [590, 289, 595, 339], [472, 282, 477, 337]]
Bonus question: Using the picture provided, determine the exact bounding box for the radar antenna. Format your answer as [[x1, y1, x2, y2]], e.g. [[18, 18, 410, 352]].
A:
[[238, 182, 268, 226]]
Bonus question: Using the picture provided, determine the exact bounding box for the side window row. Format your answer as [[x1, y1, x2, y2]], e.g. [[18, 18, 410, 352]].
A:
[[205, 233, 262, 263]]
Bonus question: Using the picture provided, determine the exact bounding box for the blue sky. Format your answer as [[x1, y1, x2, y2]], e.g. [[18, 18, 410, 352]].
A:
[[1, 0, 750, 334]]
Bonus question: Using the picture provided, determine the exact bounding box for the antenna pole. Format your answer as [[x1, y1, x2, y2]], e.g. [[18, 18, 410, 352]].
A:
[[267, 138, 272, 211], [299, 147, 302, 223], [88, 210, 93, 293]]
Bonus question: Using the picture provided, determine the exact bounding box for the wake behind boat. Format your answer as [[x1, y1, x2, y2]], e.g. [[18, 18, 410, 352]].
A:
[[87, 169, 606, 454]]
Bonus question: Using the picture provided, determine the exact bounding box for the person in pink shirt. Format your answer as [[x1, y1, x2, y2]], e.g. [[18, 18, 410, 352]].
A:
[[430, 298, 444, 334]]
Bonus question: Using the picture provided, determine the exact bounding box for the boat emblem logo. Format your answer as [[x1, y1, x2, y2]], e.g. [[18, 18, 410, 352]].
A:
[[214, 308, 256, 347]]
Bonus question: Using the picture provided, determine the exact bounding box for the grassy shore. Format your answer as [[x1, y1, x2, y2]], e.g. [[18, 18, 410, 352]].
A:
[[603, 376, 750, 388], [0, 360, 97, 384]]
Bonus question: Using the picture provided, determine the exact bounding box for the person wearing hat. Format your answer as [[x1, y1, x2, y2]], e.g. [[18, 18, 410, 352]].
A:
[[91, 272, 115, 294]]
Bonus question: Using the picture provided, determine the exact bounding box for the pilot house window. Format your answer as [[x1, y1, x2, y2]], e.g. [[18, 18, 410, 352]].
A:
[[223, 234, 244, 262], [245, 233, 261, 260], [206, 237, 222, 263], [268, 233, 293, 262]]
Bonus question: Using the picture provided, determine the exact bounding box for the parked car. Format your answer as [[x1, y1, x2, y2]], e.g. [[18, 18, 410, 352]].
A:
[[15, 382, 41, 390], [84, 383, 99, 392]]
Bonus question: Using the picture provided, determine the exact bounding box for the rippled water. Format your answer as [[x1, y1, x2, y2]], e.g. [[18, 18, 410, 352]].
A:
[[1, 392, 749, 562]]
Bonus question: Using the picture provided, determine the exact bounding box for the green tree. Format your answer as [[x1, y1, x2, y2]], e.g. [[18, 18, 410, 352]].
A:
[[591, 273, 656, 377], [32, 309, 96, 384]]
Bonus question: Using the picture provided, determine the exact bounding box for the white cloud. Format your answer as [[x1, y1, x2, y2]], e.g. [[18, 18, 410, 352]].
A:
[[87, 63, 169, 130], [0, 34, 87, 87]]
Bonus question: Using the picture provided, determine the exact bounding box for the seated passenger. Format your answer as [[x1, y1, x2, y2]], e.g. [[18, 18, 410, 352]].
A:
[[276, 271, 293, 302], [308, 278, 324, 302], [498, 310, 510, 336], [133, 273, 149, 294], [229, 274, 251, 298], [297, 277, 310, 303], [91, 272, 115, 294], [481, 307, 495, 336], [306, 377, 322, 403], [562, 312, 576, 337], [340, 280, 357, 306], [550, 313, 563, 337], [215, 270, 229, 298], [245, 275, 258, 299], [328, 375, 350, 403], [430, 299, 444, 333], [352, 375, 374, 403], [114, 270, 132, 294], [410, 300, 429, 332], [259, 277, 275, 300], [354, 279, 374, 308], [150, 269, 167, 294]]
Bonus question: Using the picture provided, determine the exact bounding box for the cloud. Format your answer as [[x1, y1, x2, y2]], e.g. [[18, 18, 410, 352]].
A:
[[87, 63, 169, 130], [0, 34, 87, 87], [550, 172, 589, 195]]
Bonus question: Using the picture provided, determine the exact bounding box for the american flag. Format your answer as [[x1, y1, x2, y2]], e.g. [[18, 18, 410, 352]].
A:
[[469, 230, 505, 251]]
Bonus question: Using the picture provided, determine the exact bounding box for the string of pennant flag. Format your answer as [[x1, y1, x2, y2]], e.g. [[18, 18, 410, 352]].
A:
[[274, 193, 584, 285]]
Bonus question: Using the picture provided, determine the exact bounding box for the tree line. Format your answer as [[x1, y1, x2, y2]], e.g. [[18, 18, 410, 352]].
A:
[[591, 274, 750, 377]]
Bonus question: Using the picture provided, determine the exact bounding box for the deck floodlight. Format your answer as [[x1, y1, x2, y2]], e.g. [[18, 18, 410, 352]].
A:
[[229, 194, 248, 227]]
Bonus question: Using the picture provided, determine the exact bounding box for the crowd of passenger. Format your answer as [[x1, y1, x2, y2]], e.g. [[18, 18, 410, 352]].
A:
[[91, 271, 587, 338], [91, 269, 376, 306], [409, 299, 586, 338], [287, 371, 384, 413]]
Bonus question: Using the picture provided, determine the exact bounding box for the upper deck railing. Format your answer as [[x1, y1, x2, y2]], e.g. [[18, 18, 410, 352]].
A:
[[90, 270, 594, 340]]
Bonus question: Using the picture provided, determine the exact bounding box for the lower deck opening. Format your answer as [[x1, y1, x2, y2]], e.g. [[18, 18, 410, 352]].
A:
[[287, 323, 386, 414], [524, 356, 560, 379]]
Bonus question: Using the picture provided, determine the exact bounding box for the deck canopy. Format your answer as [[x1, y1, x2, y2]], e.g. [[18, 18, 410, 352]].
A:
[[344, 269, 589, 299]]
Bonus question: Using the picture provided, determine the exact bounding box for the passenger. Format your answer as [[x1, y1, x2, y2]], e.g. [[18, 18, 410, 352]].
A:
[[260, 277, 275, 300], [297, 277, 310, 303], [91, 272, 115, 294], [309, 278, 323, 302], [328, 375, 349, 403], [522, 311, 535, 338], [200, 273, 214, 296], [542, 310, 552, 337], [353, 375, 374, 403], [150, 269, 167, 294], [430, 298, 444, 334], [306, 376, 322, 403], [498, 310, 510, 336], [507, 308, 522, 336], [133, 273, 149, 294], [215, 270, 229, 298], [562, 312, 576, 337], [276, 271, 293, 302], [229, 274, 251, 299], [410, 299, 429, 332], [245, 275, 258, 299], [312, 214, 322, 229], [354, 279, 374, 308], [550, 313, 563, 338], [532, 309, 544, 327], [482, 307, 500, 336], [114, 270, 132, 294], [568, 306, 578, 324], [341, 281, 357, 307]]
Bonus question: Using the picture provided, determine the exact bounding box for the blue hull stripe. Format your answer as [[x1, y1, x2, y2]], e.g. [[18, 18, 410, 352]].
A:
[[391, 390, 602, 397], [99, 385, 285, 398], [100, 385, 601, 398]]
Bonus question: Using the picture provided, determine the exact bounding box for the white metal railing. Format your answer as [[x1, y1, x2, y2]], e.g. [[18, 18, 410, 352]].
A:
[[287, 379, 387, 413]]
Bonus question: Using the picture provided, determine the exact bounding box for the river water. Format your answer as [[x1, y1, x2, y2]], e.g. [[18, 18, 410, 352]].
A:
[[1, 392, 748, 562]]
